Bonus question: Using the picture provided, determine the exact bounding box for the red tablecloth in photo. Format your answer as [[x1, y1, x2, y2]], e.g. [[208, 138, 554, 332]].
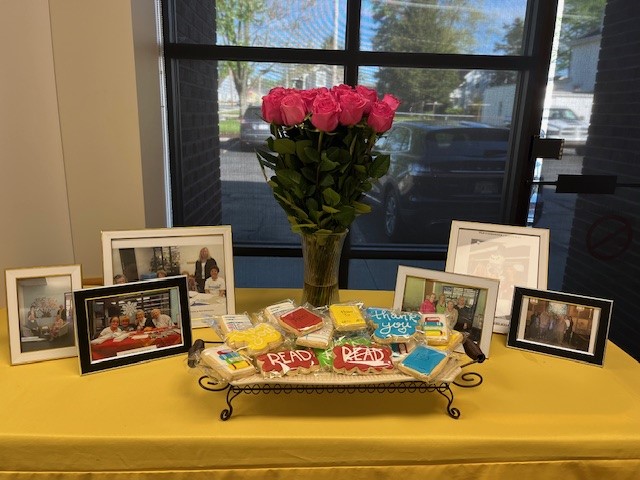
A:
[[90, 328, 183, 361]]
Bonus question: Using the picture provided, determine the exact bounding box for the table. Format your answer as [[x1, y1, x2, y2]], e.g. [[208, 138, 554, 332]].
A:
[[1, 288, 638, 479]]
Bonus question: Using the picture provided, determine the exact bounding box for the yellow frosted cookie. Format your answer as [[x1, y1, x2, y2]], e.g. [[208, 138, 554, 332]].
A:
[[329, 304, 367, 332], [225, 323, 284, 357]]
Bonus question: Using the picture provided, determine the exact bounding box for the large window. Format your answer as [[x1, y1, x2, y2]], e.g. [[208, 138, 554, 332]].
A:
[[161, 0, 559, 289]]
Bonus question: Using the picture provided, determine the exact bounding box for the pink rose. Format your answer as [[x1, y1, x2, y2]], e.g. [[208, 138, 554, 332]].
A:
[[300, 87, 327, 113], [381, 93, 401, 112], [311, 92, 341, 132], [367, 100, 396, 133], [331, 84, 354, 97], [280, 92, 307, 126], [261, 87, 288, 124], [338, 91, 367, 126], [355, 85, 378, 114]]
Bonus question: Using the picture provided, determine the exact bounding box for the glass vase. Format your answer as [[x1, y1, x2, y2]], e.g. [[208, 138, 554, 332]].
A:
[[300, 230, 348, 307]]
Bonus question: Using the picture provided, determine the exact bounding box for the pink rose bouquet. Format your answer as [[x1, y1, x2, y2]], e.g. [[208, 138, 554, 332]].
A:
[[257, 84, 400, 235]]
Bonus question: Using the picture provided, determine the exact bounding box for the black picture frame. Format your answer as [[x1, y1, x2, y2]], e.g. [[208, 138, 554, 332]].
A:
[[74, 276, 192, 374], [507, 287, 613, 366]]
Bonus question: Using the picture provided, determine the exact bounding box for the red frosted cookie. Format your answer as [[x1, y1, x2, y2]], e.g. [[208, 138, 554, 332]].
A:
[[278, 306, 324, 336], [256, 349, 320, 377], [332, 344, 395, 375]]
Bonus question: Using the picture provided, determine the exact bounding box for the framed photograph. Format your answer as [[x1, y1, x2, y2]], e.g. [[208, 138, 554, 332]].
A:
[[393, 265, 499, 357], [102, 226, 235, 328], [5, 265, 82, 365], [74, 276, 192, 374], [507, 287, 613, 366], [445, 221, 550, 334]]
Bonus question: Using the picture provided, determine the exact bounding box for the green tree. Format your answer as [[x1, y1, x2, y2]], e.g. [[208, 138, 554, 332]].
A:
[[216, 0, 316, 117], [371, 0, 482, 112], [557, 0, 606, 72], [490, 17, 524, 86]]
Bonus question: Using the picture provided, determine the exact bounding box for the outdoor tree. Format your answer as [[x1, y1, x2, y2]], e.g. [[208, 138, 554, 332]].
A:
[[371, 0, 482, 112], [216, 0, 316, 117], [490, 17, 524, 86], [557, 0, 605, 73]]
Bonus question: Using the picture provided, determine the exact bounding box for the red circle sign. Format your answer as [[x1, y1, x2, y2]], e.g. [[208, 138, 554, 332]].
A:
[[586, 215, 633, 260]]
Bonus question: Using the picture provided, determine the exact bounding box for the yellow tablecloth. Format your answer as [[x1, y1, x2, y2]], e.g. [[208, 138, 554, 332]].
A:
[[1, 288, 639, 479]]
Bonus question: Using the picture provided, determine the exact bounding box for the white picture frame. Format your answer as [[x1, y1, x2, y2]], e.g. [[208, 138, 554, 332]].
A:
[[101, 226, 235, 328], [393, 265, 498, 358], [5, 264, 82, 364], [445, 221, 550, 334]]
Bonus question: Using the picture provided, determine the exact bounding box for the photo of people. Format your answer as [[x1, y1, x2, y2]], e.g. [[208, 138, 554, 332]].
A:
[[400, 275, 489, 345], [86, 287, 184, 363], [15, 276, 75, 354], [107, 238, 230, 325], [518, 296, 600, 354]]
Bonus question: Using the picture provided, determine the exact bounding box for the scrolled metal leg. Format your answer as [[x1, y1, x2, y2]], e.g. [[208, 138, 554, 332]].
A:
[[453, 371, 483, 388], [435, 384, 460, 419], [221, 386, 242, 421]]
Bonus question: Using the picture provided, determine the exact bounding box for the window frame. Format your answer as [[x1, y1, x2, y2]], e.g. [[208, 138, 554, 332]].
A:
[[160, 0, 559, 285]]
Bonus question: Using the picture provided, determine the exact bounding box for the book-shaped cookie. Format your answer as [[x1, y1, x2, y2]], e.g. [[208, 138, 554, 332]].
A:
[[296, 322, 334, 349], [263, 300, 296, 323], [256, 349, 320, 377], [420, 314, 449, 346], [397, 345, 449, 383], [200, 344, 256, 381], [332, 344, 395, 375], [225, 323, 283, 357], [278, 306, 324, 336], [216, 313, 253, 338], [329, 304, 367, 332], [366, 307, 421, 344]]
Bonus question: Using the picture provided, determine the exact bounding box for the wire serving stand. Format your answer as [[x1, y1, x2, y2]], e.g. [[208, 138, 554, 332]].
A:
[[197, 355, 483, 421]]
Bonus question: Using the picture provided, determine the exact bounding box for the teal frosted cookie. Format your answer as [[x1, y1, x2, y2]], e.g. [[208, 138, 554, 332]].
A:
[[366, 307, 421, 344], [397, 345, 449, 382]]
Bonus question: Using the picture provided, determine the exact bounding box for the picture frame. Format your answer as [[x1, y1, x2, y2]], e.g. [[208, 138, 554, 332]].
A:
[[5, 265, 82, 365], [445, 220, 550, 334], [101, 226, 235, 328], [507, 287, 613, 366], [393, 265, 499, 357], [73, 276, 193, 374]]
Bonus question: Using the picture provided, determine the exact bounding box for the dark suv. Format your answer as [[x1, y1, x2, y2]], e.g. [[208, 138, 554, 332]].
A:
[[239, 105, 271, 149], [368, 122, 510, 241]]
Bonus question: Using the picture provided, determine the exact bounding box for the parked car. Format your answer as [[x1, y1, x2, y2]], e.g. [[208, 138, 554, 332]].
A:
[[239, 105, 271, 149], [542, 107, 589, 155], [367, 122, 510, 242]]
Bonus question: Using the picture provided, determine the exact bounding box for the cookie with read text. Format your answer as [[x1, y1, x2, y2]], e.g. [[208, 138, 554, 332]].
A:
[[256, 349, 320, 377], [332, 344, 395, 375]]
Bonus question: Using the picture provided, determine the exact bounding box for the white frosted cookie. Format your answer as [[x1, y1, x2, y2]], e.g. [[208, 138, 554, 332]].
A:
[[296, 322, 334, 349], [200, 344, 256, 381], [263, 300, 296, 324], [216, 313, 253, 337]]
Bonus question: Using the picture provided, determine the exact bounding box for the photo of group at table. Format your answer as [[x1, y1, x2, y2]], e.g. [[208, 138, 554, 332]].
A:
[[402, 276, 489, 344], [519, 296, 599, 354], [86, 287, 184, 362]]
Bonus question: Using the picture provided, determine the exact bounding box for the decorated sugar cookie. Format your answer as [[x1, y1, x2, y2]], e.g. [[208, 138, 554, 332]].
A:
[[397, 345, 449, 383], [366, 307, 421, 344], [263, 300, 296, 323], [216, 313, 253, 337], [200, 345, 256, 381], [256, 349, 320, 377], [332, 344, 395, 375], [296, 322, 334, 349], [225, 323, 283, 357], [329, 304, 367, 332], [278, 306, 324, 336], [420, 314, 449, 346]]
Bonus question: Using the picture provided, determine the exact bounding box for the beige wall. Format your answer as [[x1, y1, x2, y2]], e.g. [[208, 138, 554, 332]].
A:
[[0, 0, 165, 307]]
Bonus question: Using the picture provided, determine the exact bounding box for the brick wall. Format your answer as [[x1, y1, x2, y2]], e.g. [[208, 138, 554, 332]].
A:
[[172, 1, 221, 226], [563, 0, 640, 360]]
